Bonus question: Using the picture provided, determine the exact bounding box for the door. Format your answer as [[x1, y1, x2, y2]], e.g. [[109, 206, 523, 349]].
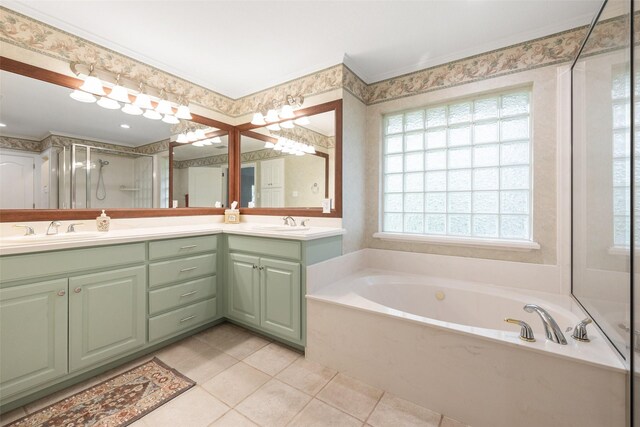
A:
[[259, 258, 301, 340], [0, 152, 34, 208], [69, 266, 146, 371], [188, 167, 218, 207], [227, 253, 260, 326], [260, 159, 284, 207], [0, 279, 68, 398]]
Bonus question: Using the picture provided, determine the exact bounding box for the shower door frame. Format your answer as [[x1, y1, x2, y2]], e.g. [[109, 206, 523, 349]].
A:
[[70, 143, 155, 209]]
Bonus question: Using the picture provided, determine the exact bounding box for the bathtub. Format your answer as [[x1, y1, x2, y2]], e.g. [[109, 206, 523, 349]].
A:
[[305, 250, 626, 427]]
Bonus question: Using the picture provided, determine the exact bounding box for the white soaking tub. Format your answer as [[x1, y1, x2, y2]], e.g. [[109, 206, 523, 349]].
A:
[[305, 250, 626, 427]]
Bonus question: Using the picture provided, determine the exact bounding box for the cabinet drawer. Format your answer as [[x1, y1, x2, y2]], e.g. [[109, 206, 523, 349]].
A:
[[149, 235, 218, 260], [149, 253, 217, 288], [0, 243, 145, 283], [149, 275, 216, 315], [228, 235, 301, 260], [148, 298, 217, 342]]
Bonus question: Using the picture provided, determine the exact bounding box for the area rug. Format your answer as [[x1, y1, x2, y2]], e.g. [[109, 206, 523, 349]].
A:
[[8, 358, 195, 427]]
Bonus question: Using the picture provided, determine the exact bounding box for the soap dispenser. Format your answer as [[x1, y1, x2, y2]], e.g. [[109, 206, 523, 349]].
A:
[[96, 209, 110, 232]]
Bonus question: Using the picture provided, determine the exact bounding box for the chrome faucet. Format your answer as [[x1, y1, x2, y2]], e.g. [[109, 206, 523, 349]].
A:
[[46, 221, 62, 235], [14, 224, 35, 236], [282, 216, 296, 227], [523, 304, 567, 345], [67, 223, 84, 233]]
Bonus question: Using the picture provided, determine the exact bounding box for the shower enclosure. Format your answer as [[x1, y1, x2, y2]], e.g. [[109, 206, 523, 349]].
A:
[[58, 144, 154, 209]]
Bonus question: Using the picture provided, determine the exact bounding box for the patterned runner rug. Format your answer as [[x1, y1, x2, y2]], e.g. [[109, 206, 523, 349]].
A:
[[8, 358, 195, 427]]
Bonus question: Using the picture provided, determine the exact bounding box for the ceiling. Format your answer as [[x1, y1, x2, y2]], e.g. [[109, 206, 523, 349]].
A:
[[5, 1, 601, 100], [0, 71, 172, 146]]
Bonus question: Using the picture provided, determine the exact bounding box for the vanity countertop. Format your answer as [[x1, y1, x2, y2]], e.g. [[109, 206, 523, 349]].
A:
[[0, 223, 346, 255]]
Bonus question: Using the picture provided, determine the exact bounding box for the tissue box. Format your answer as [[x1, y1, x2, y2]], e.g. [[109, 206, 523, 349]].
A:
[[224, 209, 240, 224]]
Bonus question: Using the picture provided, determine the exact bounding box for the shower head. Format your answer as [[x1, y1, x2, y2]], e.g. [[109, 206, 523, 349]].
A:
[[98, 159, 110, 166]]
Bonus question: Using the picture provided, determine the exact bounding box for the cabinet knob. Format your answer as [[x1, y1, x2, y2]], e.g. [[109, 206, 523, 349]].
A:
[[259, 266, 265, 271], [74, 287, 82, 293], [253, 265, 258, 269], [57, 290, 66, 296]]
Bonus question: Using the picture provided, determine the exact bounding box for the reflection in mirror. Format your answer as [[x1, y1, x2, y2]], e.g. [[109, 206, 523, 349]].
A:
[[170, 132, 229, 208], [572, 0, 630, 359], [240, 110, 335, 208]]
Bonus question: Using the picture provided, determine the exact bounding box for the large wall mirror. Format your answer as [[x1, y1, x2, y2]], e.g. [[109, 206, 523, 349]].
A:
[[0, 58, 233, 220], [237, 100, 342, 217], [571, 0, 631, 361]]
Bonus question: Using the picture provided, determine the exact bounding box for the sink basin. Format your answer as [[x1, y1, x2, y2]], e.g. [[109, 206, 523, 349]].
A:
[[2, 231, 104, 244], [248, 225, 310, 232]]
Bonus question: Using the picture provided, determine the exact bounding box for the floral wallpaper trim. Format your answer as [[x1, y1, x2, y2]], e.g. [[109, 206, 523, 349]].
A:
[[1, 133, 167, 155], [0, 6, 629, 114], [0, 136, 41, 152], [271, 125, 334, 149]]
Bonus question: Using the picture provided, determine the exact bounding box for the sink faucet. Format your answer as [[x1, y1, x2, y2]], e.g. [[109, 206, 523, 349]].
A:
[[46, 221, 62, 235], [523, 304, 567, 345], [282, 216, 296, 227]]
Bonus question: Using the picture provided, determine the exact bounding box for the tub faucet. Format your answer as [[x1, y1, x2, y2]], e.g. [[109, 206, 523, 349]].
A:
[[46, 221, 62, 235], [523, 304, 567, 345]]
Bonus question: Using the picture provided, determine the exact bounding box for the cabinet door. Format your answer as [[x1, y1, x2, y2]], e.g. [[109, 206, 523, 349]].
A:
[[259, 258, 301, 341], [0, 279, 68, 398], [227, 253, 260, 326], [69, 266, 146, 371]]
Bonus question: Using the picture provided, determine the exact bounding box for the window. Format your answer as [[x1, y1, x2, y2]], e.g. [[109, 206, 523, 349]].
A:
[[382, 90, 532, 241], [611, 69, 631, 247]]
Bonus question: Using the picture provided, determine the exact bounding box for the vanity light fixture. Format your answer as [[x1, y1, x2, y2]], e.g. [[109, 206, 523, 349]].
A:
[[186, 131, 198, 142], [176, 133, 189, 143], [107, 75, 131, 103], [122, 103, 143, 115], [266, 123, 281, 131], [265, 109, 280, 123], [162, 114, 180, 124], [280, 120, 295, 129], [251, 93, 305, 126], [211, 136, 222, 143], [266, 136, 315, 156], [175, 103, 193, 120], [251, 113, 267, 126], [155, 90, 174, 115], [143, 109, 162, 120], [195, 129, 207, 140], [70, 89, 97, 103], [133, 88, 153, 110], [97, 96, 121, 110], [79, 65, 106, 96]]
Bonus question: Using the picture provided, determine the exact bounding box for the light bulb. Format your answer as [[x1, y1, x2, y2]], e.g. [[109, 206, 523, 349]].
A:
[[70, 90, 96, 103], [80, 75, 106, 96], [193, 141, 204, 147], [195, 129, 207, 139], [175, 105, 192, 120], [162, 114, 180, 124], [212, 137, 222, 143], [280, 104, 295, 119], [97, 96, 121, 109], [264, 141, 275, 149], [280, 120, 295, 129], [294, 116, 311, 125], [187, 131, 197, 142], [176, 133, 189, 143], [266, 123, 281, 131], [273, 144, 283, 151], [251, 113, 266, 126], [201, 139, 213, 146], [143, 109, 162, 120], [133, 92, 153, 110], [107, 85, 131, 103], [295, 150, 305, 156], [155, 99, 173, 115], [122, 104, 143, 115], [265, 109, 279, 122]]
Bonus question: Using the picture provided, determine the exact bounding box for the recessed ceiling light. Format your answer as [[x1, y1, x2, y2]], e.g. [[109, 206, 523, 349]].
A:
[[0, 123, 6, 127], [120, 124, 130, 129]]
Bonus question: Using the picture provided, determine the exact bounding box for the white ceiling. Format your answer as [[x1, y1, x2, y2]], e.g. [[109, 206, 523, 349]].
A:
[[0, 70, 172, 146], [5, 1, 601, 99]]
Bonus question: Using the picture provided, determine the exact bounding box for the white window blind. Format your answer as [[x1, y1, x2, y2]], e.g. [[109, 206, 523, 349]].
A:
[[382, 90, 532, 240]]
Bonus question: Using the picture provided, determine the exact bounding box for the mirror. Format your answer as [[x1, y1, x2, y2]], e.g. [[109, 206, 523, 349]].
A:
[[239, 110, 335, 209], [170, 132, 229, 208], [571, 0, 631, 359]]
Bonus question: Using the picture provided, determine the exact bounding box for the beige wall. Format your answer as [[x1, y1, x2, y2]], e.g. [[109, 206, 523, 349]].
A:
[[364, 67, 560, 264], [284, 155, 326, 207]]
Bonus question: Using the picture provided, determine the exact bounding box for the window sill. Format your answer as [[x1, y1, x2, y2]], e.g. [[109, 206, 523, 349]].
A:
[[372, 232, 541, 251]]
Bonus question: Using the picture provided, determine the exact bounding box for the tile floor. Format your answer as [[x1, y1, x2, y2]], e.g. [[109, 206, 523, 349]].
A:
[[0, 322, 469, 427]]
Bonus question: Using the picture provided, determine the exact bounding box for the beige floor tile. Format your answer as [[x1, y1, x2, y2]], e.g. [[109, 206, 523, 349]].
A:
[[243, 342, 300, 376], [142, 386, 229, 427], [181, 349, 238, 383], [288, 398, 362, 427], [194, 322, 246, 346], [155, 336, 220, 368], [440, 415, 470, 427], [367, 393, 441, 427], [201, 362, 270, 407], [316, 373, 383, 421], [208, 409, 258, 427], [276, 357, 337, 396], [128, 418, 151, 427], [236, 378, 311, 427], [0, 407, 26, 426], [212, 331, 271, 360]]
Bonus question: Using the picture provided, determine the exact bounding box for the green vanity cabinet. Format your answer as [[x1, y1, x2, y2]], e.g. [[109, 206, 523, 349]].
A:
[[227, 253, 261, 326], [0, 279, 68, 399], [68, 266, 146, 371], [259, 258, 301, 341]]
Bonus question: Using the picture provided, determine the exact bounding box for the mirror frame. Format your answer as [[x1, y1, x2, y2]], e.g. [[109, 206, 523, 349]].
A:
[[0, 57, 236, 221], [235, 99, 342, 217]]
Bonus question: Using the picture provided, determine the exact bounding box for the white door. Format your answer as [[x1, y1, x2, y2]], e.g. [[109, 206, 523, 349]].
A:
[[260, 158, 284, 207], [0, 153, 34, 209], [188, 167, 220, 207]]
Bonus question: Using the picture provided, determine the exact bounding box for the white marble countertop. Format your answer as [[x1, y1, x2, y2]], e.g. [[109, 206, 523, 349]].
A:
[[0, 223, 346, 255]]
